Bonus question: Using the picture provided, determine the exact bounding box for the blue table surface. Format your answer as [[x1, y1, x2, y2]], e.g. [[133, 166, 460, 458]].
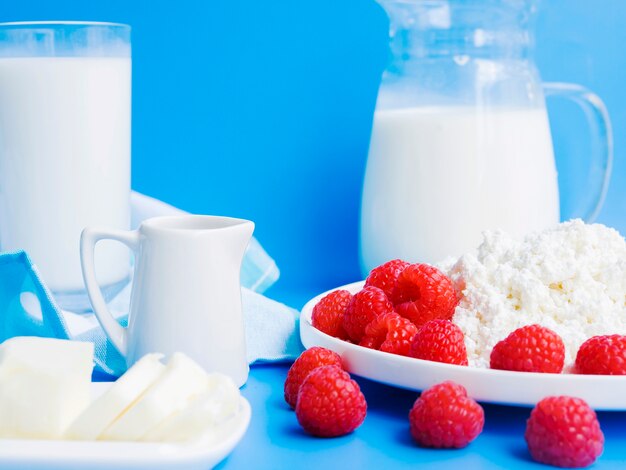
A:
[[216, 287, 626, 470]]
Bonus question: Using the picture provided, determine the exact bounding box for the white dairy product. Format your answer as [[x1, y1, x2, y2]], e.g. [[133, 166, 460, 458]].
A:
[[0, 57, 131, 292], [101, 352, 210, 441], [66, 353, 165, 441], [360, 106, 559, 271], [0, 337, 93, 439], [142, 373, 240, 442], [442, 220, 626, 370], [0, 343, 243, 442]]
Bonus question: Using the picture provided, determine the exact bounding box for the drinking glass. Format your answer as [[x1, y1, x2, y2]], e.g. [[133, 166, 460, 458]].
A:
[[0, 22, 132, 310]]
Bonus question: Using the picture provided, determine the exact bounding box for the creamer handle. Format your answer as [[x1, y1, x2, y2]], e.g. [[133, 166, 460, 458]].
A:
[[80, 227, 140, 358]]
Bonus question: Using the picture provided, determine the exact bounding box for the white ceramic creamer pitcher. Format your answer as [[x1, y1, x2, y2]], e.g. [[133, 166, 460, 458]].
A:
[[360, 0, 613, 273], [80, 215, 254, 387]]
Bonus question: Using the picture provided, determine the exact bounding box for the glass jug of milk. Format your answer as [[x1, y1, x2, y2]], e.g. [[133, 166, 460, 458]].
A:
[[360, 0, 612, 272]]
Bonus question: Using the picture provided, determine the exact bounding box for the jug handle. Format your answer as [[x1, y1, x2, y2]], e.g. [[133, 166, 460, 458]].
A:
[[543, 82, 613, 222], [80, 227, 140, 358]]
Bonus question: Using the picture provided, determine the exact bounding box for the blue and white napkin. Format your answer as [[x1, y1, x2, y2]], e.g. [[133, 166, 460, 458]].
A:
[[0, 192, 303, 378]]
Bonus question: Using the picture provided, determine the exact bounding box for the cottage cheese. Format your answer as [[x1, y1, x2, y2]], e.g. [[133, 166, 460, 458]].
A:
[[441, 220, 626, 370]]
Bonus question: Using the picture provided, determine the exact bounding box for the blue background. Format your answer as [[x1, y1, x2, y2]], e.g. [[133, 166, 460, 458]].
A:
[[1, 0, 624, 303], [1, 2, 625, 469]]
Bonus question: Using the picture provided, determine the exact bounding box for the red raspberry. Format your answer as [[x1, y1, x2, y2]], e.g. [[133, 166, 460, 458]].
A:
[[409, 320, 468, 366], [525, 396, 604, 467], [296, 365, 367, 437], [343, 286, 394, 343], [409, 381, 484, 448], [391, 264, 458, 328], [284, 347, 342, 409], [575, 334, 626, 375], [490, 324, 565, 373], [359, 312, 418, 356], [365, 259, 410, 299], [311, 290, 352, 340]]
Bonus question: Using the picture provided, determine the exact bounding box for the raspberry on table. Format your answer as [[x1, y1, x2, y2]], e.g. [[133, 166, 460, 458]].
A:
[[575, 334, 626, 375], [525, 396, 604, 468], [490, 324, 565, 373], [312, 290, 352, 340], [343, 286, 394, 343], [284, 347, 343, 409], [409, 319, 468, 366], [391, 263, 459, 328], [409, 381, 484, 448], [365, 259, 410, 299], [295, 365, 367, 437], [359, 312, 418, 357]]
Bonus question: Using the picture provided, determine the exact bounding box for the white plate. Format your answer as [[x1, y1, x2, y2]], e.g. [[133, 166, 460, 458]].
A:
[[0, 383, 251, 470], [300, 281, 626, 410]]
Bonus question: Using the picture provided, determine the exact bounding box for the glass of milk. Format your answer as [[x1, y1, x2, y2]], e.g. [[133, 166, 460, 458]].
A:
[[360, 0, 613, 274], [0, 22, 131, 310]]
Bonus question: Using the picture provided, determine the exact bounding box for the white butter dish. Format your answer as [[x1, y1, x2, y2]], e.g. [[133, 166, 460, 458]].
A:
[[0, 383, 251, 470]]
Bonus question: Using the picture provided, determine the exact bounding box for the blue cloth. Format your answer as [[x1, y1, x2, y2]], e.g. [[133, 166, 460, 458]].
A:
[[0, 251, 69, 342], [0, 193, 303, 377]]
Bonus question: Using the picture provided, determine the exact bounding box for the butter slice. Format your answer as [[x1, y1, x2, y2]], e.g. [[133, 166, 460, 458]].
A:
[[142, 373, 240, 442], [66, 353, 166, 440], [100, 352, 210, 441], [0, 337, 94, 439]]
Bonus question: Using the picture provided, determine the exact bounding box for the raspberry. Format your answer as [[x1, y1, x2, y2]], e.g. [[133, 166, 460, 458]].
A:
[[525, 396, 604, 467], [365, 259, 410, 299], [409, 320, 468, 366], [490, 324, 565, 373], [343, 286, 394, 343], [575, 334, 626, 375], [391, 264, 458, 328], [409, 381, 484, 448], [359, 312, 418, 356], [295, 365, 367, 437], [311, 290, 352, 340], [284, 347, 342, 409]]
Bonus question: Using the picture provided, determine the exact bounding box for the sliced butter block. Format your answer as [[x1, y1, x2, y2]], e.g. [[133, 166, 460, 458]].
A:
[[142, 373, 240, 442], [66, 353, 166, 440], [100, 352, 210, 441], [0, 336, 94, 439]]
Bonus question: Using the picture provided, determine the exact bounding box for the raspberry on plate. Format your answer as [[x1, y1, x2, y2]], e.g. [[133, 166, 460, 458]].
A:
[[391, 263, 458, 328], [575, 334, 626, 375], [525, 396, 604, 468], [284, 347, 342, 409], [490, 324, 565, 373], [296, 365, 367, 437], [409, 319, 468, 366], [359, 312, 418, 357], [343, 286, 394, 343], [365, 259, 410, 299], [409, 381, 484, 448], [311, 290, 352, 340]]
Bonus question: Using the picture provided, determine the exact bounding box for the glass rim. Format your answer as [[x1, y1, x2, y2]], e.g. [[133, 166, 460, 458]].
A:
[[0, 21, 130, 29]]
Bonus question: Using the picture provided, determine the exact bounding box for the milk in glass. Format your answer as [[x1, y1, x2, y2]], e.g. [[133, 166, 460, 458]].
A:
[[0, 56, 131, 292]]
